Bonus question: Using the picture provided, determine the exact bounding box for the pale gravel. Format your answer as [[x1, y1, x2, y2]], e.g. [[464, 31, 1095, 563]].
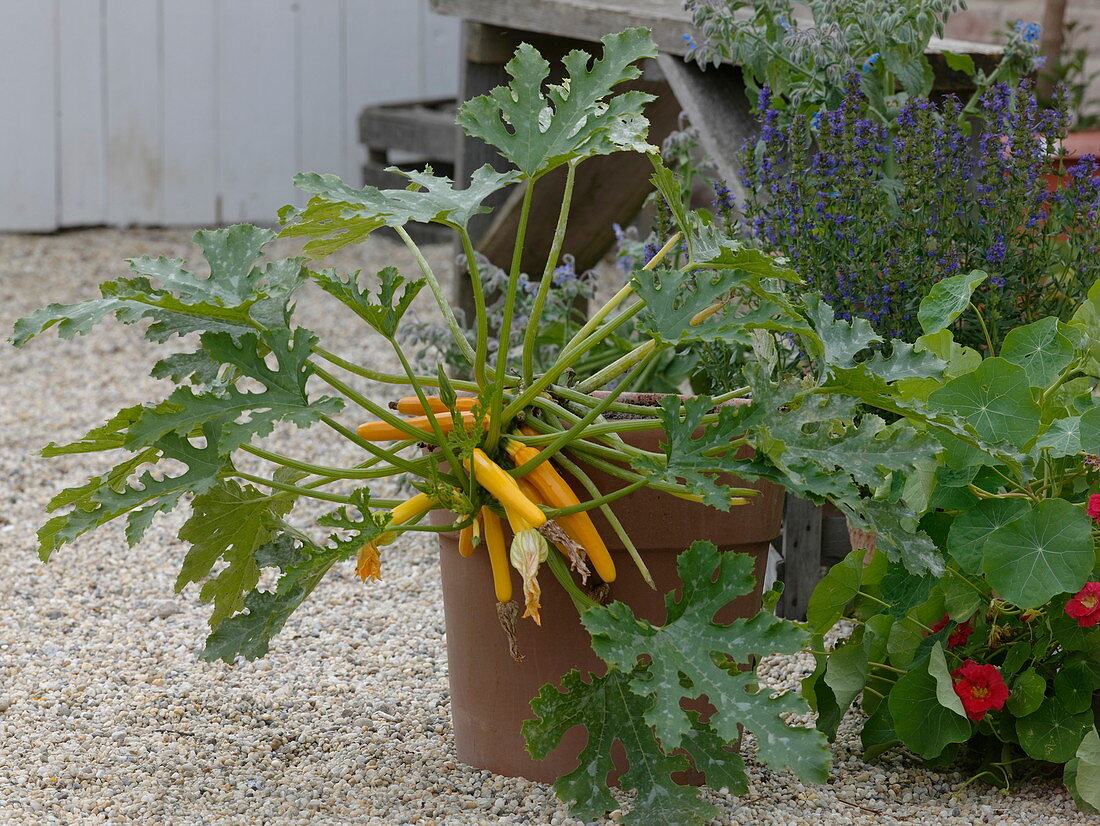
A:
[[0, 227, 1096, 826]]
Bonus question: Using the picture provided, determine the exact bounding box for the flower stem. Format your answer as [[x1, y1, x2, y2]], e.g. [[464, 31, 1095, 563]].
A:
[[394, 225, 476, 366], [551, 449, 654, 588], [457, 227, 490, 388], [523, 159, 578, 382], [487, 179, 537, 452], [545, 546, 600, 613]]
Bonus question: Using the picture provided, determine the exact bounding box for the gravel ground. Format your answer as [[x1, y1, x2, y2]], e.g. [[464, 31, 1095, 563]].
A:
[[1, 227, 1097, 826]]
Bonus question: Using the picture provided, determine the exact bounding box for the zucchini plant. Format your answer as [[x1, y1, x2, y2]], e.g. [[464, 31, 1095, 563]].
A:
[[12, 28, 843, 823]]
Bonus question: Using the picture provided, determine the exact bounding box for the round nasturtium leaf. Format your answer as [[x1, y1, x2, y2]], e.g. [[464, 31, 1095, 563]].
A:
[[888, 662, 971, 759], [1016, 695, 1093, 763], [917, 269, 988, 336], [946, 497, 1029, 575], [1080, 406, 1100, 456], [806, 548, 864, 634], [1066, 728, 1100, 814], [981, 499, 1093, 609], [928, 358, 1041, 449], [1005, 668, 1046, 718], [1000, 317, 1074, 389]]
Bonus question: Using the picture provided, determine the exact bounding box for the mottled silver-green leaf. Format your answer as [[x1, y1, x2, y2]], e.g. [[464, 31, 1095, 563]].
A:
[[176, 480, 295, 629], [523, 668, 712, 825], [456, 28, 658, 178], [583, 542, 829, 781]]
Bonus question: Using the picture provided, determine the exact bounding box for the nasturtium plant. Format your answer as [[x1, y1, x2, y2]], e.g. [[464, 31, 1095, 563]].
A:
[[798, 274, 1100, 806]]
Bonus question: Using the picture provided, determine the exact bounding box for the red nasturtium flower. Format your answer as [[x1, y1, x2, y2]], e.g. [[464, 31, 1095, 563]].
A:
[[928, 615, 974, 649], [1066, 582, 1100, 628], [1088, 494, 1100, 522], [951, 661, 1009, 722]]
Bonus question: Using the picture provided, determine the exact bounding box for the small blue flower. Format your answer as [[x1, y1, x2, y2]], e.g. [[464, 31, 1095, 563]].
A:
[[682, 33, 696, 51], [777, 16, 791, 32], [861, 53, 881, 74], [1014, 21, 1041, 43]]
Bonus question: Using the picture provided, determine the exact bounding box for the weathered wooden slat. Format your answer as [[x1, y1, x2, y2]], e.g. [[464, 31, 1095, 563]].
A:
[[359, 100, 457, 163], [778, 495, 824, 621], [430, 0, 1003, 63], [298, 0, 348, 204], [656, 54, 755, 204], [217, 0, 298, 223], [431, 0, 694, 56]]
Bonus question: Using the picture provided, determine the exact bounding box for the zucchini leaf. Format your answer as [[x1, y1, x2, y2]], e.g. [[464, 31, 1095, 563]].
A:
[[526, 542, 828, 825], [456, 28, 658, 179]]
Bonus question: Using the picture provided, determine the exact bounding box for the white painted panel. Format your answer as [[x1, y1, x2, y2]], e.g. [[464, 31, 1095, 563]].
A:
[[0, 4, 59, 231], [58, 0, 106, 226], [105, 0, 163, 225], [1, 0, 461, 230], [163, 0, 217, 225], [297, 0, 346, 200], [419, 0, 460, 99], [345, 0, 422, 184], [218, 0, 298, 223]]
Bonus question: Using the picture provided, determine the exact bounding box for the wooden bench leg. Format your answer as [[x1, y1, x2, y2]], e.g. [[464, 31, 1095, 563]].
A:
[[778, 494, 823, 621]]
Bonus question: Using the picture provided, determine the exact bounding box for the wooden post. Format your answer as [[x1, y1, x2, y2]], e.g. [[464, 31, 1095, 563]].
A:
[[778, 494, 823, 621]]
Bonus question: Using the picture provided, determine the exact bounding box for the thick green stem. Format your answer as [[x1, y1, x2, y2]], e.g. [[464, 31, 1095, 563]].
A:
[[310, 363, 442, 444], [223, 470, 355, 504], [543, 478, 648, 517], [559, 282, 636, 356], [318, 414, 443, 479], [545, 547, 600, 613], [557, 231, 680, 359], [557, 299, 646, 365], [575, 340, 659, 395], [394, 225, 476, 366], [513, 355, 656, 477], [241, 444, 427, 480], [457, 226, 490, 388], [523, 159, 579, 382], [551, 435, 654, 588], [399, 514, 477, 534], [487, 180, 537, 452], [313, 347, 426, 386], [391, 338, 466, 484]]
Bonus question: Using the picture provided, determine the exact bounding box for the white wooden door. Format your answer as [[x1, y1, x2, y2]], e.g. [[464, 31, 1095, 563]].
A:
[[0, 0, 459, 231]]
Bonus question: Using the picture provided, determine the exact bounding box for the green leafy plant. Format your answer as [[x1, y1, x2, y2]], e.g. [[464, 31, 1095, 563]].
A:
[[791, 271, 1100, 808], [685, 0, 1040, 122], [11, 28, 833, 824]]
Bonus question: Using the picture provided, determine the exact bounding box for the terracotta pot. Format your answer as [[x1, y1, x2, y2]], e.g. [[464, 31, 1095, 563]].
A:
[[434, 424, 784, 782], [1044, 130, 1100, 192]]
